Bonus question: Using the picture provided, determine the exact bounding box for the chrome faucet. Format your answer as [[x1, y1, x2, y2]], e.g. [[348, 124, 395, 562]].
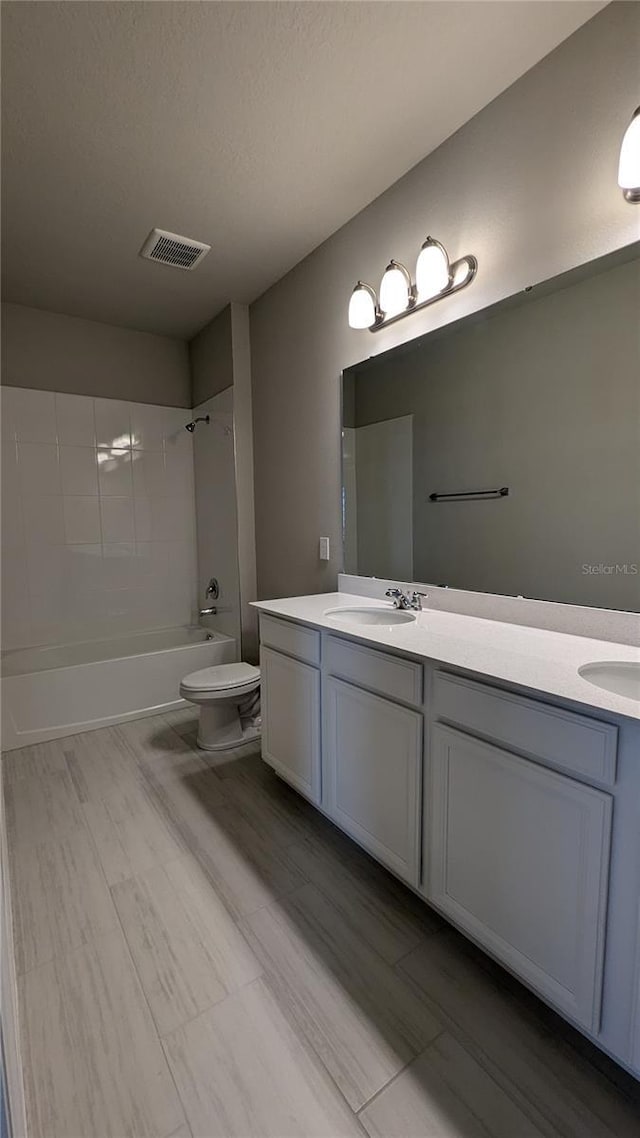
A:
[[199, 606, 217, 616], [385, 587, 428, 611]]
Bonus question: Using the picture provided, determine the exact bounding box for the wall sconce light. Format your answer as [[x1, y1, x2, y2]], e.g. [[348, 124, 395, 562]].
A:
[[348, 235, 477, 332], [618, 106, 640, 203]]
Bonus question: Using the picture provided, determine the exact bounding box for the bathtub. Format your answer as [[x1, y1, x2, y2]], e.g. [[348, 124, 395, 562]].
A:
[[1, 626, 236, 751]]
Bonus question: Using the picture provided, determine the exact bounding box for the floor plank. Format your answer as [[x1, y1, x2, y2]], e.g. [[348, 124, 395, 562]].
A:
[[399, 932, 640, 1138], [150, 768, 307, 919], [359, 1030, 548, 1138], [82, 782, 185, 885], [163, 975, 365, 1138], [10, 828, 119, 974], [4, 768, 85, 848], [243, 882, 443, 1110], [2, 738, 69, 785], [288, 827, 440, 964], [19, 930, 186, 1138], [113, 857, 262, 1036]]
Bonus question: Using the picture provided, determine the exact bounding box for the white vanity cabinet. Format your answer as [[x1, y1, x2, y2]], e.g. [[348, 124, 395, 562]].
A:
[[425, 671, 617, 1033], [260, 616, 321, 804], [426, 722, 612, 1032], [255, 602, 640, 1078], [323, 635, 423, 885], [324, 678, 422, 884]]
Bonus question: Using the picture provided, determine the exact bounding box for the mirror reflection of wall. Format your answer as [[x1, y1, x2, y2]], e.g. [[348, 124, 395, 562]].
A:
[[342, 246, 640, 612]]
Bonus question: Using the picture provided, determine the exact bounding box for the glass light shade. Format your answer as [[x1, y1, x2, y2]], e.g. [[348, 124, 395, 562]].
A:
[[618, 108, 640, 200], [379, 263, 411, 317], [348, 283, 377, 329], [452, 259, 472, 288], [416, 240, 450, 300]]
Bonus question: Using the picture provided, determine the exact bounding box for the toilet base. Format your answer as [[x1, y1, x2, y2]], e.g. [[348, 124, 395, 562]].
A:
[[196, 702, 261, 752]]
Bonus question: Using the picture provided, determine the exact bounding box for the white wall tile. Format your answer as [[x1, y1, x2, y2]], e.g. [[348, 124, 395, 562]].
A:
[[130, 403, 167, 451], [63, 544, 103, 590], [98, 449, 133, 496], [100, 496, 135, 543], [165, 445, 194, 497], [63, 496, 102, 544], [25, 545, 66, 601], [1, 437, 20, 499], [12, 388, 57, 444], [2, 391, 198, 650], [131, 450, 167, 497], [1, 387, 18, 442], [1, 493, 25, 549], [18, 443, 61, 496], [133, 496, 153, 542], [56, 393, 96, 446], [22, 496, 65, 547], [101, 543, 137, 588], [59, 446, 99, 496], [94, 398, 132, 449]]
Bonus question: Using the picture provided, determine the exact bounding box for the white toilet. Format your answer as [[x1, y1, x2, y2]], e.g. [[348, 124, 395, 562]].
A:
[[179, 662, 261, 751]]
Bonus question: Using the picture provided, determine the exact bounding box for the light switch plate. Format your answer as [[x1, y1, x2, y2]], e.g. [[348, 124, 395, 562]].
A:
[[319, 536, 330, 561]]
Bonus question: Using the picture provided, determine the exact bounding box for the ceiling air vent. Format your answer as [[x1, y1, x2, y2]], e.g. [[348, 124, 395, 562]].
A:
[[139, 228, 211, 271]]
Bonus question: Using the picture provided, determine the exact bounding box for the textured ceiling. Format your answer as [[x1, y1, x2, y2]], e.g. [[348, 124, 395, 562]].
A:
[[1, 1, 604, 340]]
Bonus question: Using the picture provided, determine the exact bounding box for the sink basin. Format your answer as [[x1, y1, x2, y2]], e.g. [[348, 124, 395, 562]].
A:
[[578, 661, 640, 701], [324, 606, 417, 627]]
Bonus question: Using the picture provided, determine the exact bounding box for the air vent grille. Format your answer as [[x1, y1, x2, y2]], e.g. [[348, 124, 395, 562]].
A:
[[139, 228, 211, 271]]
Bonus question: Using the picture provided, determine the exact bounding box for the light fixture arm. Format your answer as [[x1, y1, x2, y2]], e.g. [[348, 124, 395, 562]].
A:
[[371, 254, 477, 331]]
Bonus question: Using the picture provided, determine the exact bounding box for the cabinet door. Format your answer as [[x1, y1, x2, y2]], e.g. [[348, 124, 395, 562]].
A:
[[427, 724, 612, 1032], [261, 646, 321, 804], [324, 677, 422, 885]]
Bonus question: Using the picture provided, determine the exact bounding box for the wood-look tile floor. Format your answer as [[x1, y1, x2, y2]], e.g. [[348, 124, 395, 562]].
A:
[[3, 709, 640, 1138]]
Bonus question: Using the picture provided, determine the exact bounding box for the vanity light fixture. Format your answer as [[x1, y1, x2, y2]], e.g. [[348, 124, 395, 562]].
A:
[[348, 235, 476, 332], [379, 260, 415, 318], [415, 237, 451, 299], [347, 282, 380, 330], [618, 106, 640, 203]]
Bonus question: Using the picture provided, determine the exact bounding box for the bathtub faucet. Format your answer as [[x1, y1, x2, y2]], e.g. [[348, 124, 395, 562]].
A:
[[199, 606, 217, 616]]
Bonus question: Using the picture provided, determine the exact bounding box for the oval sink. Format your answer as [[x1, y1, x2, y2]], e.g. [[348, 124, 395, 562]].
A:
[[578, 661, 640, 702], [324, 606, 416, 627]]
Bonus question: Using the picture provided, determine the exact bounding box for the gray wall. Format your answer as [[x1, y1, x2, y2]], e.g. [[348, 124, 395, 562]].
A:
[[189, 305, 234, 407], [1, 301, 190, 406], [348, 255, 640, 611], [249, 2, 640, 601]]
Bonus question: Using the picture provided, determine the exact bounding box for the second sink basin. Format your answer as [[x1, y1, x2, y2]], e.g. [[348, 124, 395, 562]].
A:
[[324, 606, 417, 627], [578, 661, 640, 701]]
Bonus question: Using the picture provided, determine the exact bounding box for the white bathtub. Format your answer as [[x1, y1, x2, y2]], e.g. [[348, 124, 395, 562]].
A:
[[1, 626, 236, 751]]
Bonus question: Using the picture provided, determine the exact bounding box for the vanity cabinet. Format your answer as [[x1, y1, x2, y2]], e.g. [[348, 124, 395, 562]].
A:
[[324, 677, 422, 885], [255, 603, 640, 1078], [260, 645, 321, 804], [426, 723, 612, 1033]]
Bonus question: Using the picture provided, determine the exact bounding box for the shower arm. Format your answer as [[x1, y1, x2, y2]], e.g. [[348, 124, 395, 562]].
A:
[[185, 415, 210, 432]]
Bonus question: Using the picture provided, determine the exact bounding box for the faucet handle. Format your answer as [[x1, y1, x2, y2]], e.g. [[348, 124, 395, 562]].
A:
[[410, 591, 428, 610]]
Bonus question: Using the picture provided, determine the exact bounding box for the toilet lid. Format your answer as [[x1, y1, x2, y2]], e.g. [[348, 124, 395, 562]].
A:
[[181, 662, 260, 694]]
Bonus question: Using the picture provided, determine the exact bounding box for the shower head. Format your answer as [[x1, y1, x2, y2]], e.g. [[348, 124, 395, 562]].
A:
[[185, 415, 210, 433]]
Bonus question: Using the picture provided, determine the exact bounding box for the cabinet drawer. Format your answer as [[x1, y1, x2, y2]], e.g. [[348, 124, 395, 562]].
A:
[[433, 671, 617, 786], [326, 635, 422, 706], [260, 614, 320, 666]]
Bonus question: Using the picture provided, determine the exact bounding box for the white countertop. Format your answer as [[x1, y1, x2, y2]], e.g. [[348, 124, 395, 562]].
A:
[[252, 592, 640, 721]]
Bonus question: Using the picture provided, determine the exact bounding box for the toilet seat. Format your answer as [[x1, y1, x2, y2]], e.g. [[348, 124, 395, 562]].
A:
[[180, 662, 260, 701]]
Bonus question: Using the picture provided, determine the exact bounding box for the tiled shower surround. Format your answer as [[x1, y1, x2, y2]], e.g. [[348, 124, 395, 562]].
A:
[[1, 387, 197, 649]]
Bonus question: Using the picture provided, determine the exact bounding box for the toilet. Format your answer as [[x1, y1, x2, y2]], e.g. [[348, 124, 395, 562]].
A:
[[179, 662, 261, 751]]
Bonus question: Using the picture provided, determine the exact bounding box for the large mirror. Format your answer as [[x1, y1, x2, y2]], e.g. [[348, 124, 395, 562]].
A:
[[342, 244, 640, 611]]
